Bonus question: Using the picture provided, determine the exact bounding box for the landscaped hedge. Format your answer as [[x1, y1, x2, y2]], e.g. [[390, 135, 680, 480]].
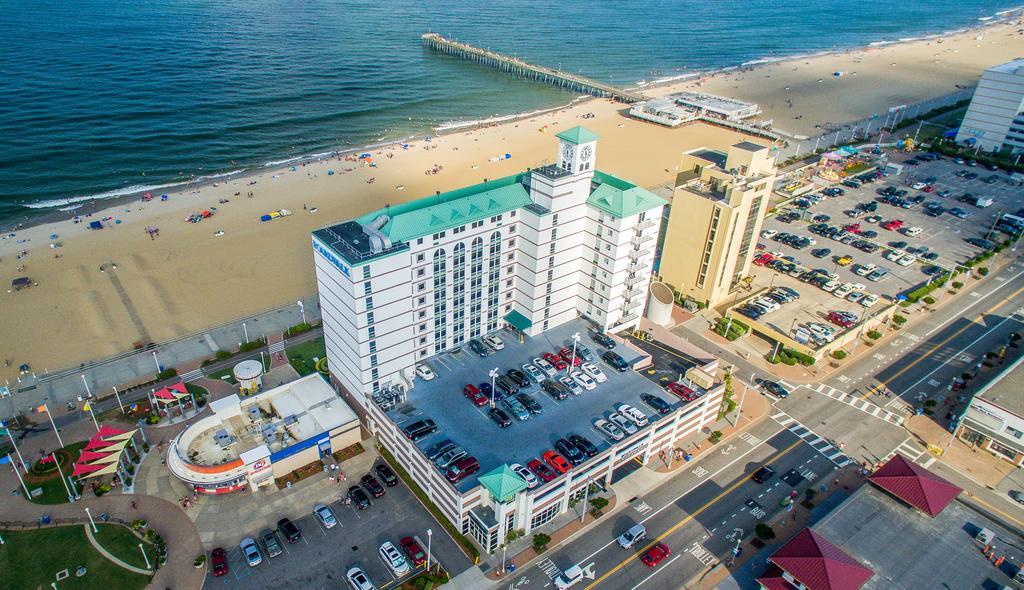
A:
[[770, 347, 815, 366], [238, 338, 267, 353], [715, 317, 749, 341], [903, 271, 951, 303]]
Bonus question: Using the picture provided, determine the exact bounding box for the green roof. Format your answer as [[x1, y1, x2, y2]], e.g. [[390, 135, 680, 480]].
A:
[[556, 125, 599, 145], [504, 309, 533, 331], [355, 174, 532, 243], [478, 464, 527, 502], [588, 171, 667, 219]]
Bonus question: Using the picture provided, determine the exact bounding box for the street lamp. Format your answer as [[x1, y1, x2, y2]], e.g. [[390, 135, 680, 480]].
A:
[[85, 507, 98, 533], [570, 332, 581, 371], [297, 300, 306, 325], [151, 350, 160, 374], [488, 368, 499, 408], [426, 529, 433, 573]]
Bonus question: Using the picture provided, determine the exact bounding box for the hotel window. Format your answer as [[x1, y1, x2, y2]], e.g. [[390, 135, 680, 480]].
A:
[[505, 266, 513, 274], [368, 326, 375, 338], [547, 270, 553, 281], [508, 238, 516, 248], [504, 304, 512, 312], [543, 320, 549, 331], [507, 253, 514, 262], [364, 281, 372, 295], [418, 283, 426, 292], [549, 243, 556, 254], [369, 340, 377, 353], [417, 268, 425, 278], [509, 225, 516, 234], [551, 228, 557, 240], [365, 296, 373, 311], [419, 323, 427, 332], [505, 279, 513, 287], [371, 368, 379, 380], [370, 354, 378, 367], [416, 253, 425, 263], [509, 211, 516, 218], [548, 256, 555, 266], [366, 311, 375, 324], [505, 292, 513, 300], [418, 297, 426, 306], [419, 337, 427, 345], [419, 349, 428, 358], [545, 296, 551, 305], [418, 310, 426, 319], [362, 266, 371, 279], [552, 213, 559, 224], [417, 238, 424, 245]]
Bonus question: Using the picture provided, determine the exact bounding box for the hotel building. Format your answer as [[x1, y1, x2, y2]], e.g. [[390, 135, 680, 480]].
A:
[[312, 127, 666, 401], [658, 141, 776, 307], [956, 58, 1024, 154]]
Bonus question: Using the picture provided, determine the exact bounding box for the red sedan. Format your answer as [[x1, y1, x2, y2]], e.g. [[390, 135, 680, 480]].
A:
[[542, 450, 572, 474], [463, 384, 488, 407], [400, 536, 427, 568], [558, 347, 583, 366], [827, 311, 855, 329], [666, 381, 697, 402], [211, 547, 228, 577], [882, 219, 903, 231], [640, 542, 671, 567], [527, 459, 557, 482]]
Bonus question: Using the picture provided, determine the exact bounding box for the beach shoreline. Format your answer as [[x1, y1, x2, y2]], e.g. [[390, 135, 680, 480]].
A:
[[1, 19, 1022, 379]]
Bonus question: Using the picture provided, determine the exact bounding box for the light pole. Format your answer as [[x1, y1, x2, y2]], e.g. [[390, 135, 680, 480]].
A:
[[426, 529, 433, 573], [112, 386, 124, 414], [139, 543, 151, 570], [80, 375, 92, 399], [151, 351, 160, 374], [85, 507, 98, 533], [8, 453, 30, 496], [580, 478, 591, 523], [488, 368, 499, 408], [3, 422, 28, 472], [86, 401, 99, 432], [243, 321, 249, 344], [53, 452, 73, 503], [570, 332, 580, 371], [501, 543, 507, 574], [297, 300, 306, 325], [735, 373, 750, 427]]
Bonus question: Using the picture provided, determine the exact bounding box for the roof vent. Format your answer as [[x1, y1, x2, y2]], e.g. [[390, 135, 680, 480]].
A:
[[363, 214, 393, 253]]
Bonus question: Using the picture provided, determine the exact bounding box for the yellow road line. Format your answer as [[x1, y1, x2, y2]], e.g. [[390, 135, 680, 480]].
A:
[[860, 282, 1024, 400], [584, 439, 803, 589], [966, 493, 1024, 529]]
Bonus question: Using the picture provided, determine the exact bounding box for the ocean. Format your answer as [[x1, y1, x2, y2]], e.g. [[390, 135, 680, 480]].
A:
[[0, 0, 1020, 226]]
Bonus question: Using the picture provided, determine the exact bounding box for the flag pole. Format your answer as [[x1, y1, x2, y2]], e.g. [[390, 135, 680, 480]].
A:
[[86, 402, 99, 432], [4, 426, 28, 473], [42, 404, 64, 448], [52, 451, 73, 502], [8, 453, 30, 497]]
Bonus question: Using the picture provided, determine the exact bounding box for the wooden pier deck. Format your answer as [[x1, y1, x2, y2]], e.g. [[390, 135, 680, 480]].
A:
[[421, 33, 647, 103]]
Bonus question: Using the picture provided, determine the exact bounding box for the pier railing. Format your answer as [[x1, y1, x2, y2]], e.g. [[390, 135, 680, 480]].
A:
[[422, 33, 647, 103]]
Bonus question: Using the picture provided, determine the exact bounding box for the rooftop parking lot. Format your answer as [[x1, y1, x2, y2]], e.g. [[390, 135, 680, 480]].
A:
[[760, 153, 1021, 301], [393, 319, 686, 492], [205, 456, 470, 589]]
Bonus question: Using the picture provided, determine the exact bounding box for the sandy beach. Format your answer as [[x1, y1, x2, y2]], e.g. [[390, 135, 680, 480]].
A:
[[1, 20, 1022, 379]]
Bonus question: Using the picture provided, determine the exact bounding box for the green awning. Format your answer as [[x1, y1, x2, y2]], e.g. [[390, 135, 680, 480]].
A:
[[479, 464, 527, 503], [504, 310, 532, 331]]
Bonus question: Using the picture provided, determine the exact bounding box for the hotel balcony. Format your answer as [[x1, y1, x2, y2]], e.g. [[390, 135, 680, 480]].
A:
[[633, 233, 656, 247], [630, 247, 653, 260], [626, 275, 646, 287], [637, 219, 657, 231], [619, 312, 640, 324], [624, 299, 643, 313]]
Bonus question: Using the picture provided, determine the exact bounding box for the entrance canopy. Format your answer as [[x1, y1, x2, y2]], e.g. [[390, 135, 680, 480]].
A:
[[504, 309, 533, 331]]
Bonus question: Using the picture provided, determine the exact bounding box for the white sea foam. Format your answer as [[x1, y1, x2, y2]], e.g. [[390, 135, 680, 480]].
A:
[[22, 180, 183, 210]]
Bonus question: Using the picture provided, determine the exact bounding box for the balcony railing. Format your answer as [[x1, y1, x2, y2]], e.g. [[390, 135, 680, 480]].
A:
[[633, 233, 655, 247], [637, 219, 657, 231], [626, 275, 645, 287]]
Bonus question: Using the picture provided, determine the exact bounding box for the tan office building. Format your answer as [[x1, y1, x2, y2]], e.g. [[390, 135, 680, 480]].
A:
[[660, 141, 776, 307]]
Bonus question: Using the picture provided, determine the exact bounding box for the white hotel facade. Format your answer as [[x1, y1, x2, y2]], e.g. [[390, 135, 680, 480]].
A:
[[312, 127, 665, 402]]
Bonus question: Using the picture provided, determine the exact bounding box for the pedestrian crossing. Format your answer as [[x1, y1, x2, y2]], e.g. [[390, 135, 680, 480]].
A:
[[779, 380, 905, 426], [268, 341, 286, 354], [770, 411, 853, 467], [179, 368, 204, 383], [882, 437, 926, 464]]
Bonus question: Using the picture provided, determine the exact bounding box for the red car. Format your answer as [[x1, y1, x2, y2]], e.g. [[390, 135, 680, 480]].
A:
[[640, 542, 671, 567], [211, 547, 228, 577], [843, 223, 861, 234], [827, 311, 855, 329], [543, 450, 572, 474], [527, 458, 557, 482], [753, 253, 774, 266], [922, 185, 935, 193], [445, 457, 480, 483], [463, 384, 488, 407], [558, 347, 583, 366], [400, 536, 427, 568], [882, 219, 903, 231], [666, 381, 697, 402]]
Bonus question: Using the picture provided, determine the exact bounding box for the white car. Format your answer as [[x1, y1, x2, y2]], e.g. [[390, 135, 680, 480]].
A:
[[379, 541, 411, 577], [580, 362, 607, 383], [240, 537, 262, 567], [897, 254, 916, 267], [833, 283, 854, 298], [860, 293, 880, 308], [483, 335, 505, 351], [884, 249, 904, 262], [533, 357, 557, 376], [314, 503, 337, 529], [571, 371, 597, 391], [414, 364, 435, 381], [751, 297, 780, 311], [850, 283, 866, 291], [911, 181, 927, 190], [594, 419, 624, 441], [560, 375, 583, 395], [846, 291, 865, 304], [807, 323, 835, 342], [616, 404, 649, 427], [347, 566, 377, 590], [854, 263, 877, 277], [510, 462, 540, 489], [554, 565, 584, 590], [761, 229, 778, 239], [522, 363, 544, 382], [608, 412, 638, 435], [905, 227, 923, 237], [821, 280, 840, 293]]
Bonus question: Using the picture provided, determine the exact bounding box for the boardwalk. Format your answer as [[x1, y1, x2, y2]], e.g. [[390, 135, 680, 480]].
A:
[[422, 33, 647, 103]]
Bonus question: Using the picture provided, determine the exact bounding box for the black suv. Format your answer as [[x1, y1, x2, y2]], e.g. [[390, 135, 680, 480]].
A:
[[568, 433, 599, 457], [602, 351, 629, 372], [495, 375, 519, 395], [542, 380, 569, 400], [756, 379, 790, 399], [348, 485, 371, 509], [489, 407, 512, 428], [555, 438, 587, 466], [592, 331, 616, 349], [468, 339, 491, 357], [752, 466, 776, 484], [640, 393, 672, 415], [403, 419, 438, 441], [507, 369, 530, 388], [361, 473, 386, 498], [277, 517, 302, 543], [515, 393, 543, 415], [375, 463, 398, 487]]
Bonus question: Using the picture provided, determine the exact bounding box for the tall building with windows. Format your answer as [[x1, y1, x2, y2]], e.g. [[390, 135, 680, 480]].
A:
[[955, 58, 1024, 154], [658, 141, 776, 307], [312, 127, 666, 402]]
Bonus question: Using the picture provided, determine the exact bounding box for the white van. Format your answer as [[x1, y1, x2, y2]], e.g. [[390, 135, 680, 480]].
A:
[[554, 565, 583, 589], [617, 524, 647, 549]]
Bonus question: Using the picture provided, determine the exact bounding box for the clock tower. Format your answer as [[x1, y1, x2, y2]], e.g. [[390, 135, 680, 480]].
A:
[[555, 126, 598, 175]]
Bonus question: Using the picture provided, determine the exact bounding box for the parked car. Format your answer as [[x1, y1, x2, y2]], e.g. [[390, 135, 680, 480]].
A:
[[516, 393, 543, 415], [361, 474, 385, 498], [483, 334, 505, 351], [506, 368, 531, 388], [559, 375, 583, 395], [541, 379, 570, 400], [543, 450, 572, 474], [502, 396, 530, 421], [211, 547, 229, 576], [571, 370, 597, 391], [522, 362, 545, 382], [403, 419, 438, 441], [640, 393, 672, 414], [445, 457, 480, 483], [415, 364, 436, 381], [277, 517, 302, 543], [400, 536, 427, 567], [533, 357, 557, 376], [426, 439, 458, 462], [559, 347, 584, 367], [608, 412, 638, 435], [464, 384, 488, 407], [580, 362, 607, 383], [489, 407, 512, 428], [568, 433, 599, 457], [346, 566, 376, 590], [527, 458, 557, 482], [510, 462, 540, 489], [348, 485, 371, 509], [375, 463, 398, 487], [602, 351, 629, 372], [240, 537, 262, 567], [594, 418, 625, 441], [260, 529, 283, 558], [314, 503, 338, 528], [616, 403, 649, 427], [555, 439, 587, 466], [592, 331, 616, 349], [468, 339, 491, 357]]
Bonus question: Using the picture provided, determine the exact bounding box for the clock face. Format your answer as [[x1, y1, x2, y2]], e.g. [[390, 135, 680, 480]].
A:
[[563, 144, 574, 161], [580, 145, 593, 161]]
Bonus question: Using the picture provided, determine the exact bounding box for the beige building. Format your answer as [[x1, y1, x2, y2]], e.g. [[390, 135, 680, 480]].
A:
[[659, 141, 776, 307]]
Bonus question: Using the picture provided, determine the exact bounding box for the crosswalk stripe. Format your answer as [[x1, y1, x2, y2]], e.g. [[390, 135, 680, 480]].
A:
[[794, 383, 904, 426], [180, 368, 204, 383], [774, 410, 850, 467]]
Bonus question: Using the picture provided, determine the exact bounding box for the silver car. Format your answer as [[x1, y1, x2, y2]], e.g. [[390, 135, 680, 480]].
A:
[[608, 412, 638, 435], [314, 503, 337, 529], [594, 418, 624, 441], [240, 537, 262, 567]]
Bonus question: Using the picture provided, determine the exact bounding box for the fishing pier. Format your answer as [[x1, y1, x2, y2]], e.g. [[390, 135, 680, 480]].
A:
[[421, 33, 647, 103]]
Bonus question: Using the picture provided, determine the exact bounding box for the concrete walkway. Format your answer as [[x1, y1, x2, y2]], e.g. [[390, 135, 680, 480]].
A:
[[83, 523, 153, 575]]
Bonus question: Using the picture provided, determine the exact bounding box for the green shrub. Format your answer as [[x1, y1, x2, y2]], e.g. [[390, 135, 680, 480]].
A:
[[709, 430, 723, 444], [922, 296, 936, 305], [238, 338, 267, 353], [533, 533, 552, 553], [755, 524, 776, 540], [831, 350, 847, 360], [892, 314, 907, 325], [785, 348, 816, 366], [979, 267, 990, 276], [589, 497, 609, 517], [952, 281, 964, 290], [924, 399, 937, 407], [214, 350, 231, 360], [288, 322, 315, 335], [157, 368, 177, 380], [867, 330, 882, 340], [781, 355, 798, 366]]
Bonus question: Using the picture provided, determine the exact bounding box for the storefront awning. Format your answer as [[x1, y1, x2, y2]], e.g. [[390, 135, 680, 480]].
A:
[[504, 310, 532, 331]]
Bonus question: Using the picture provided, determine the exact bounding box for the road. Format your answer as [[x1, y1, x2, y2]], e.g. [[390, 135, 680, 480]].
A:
[[508, 419, 842, 590]]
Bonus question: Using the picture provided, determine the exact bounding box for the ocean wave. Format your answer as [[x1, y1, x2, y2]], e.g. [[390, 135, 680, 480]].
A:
[[434, 101, 574, 132], [22, 180, 183, 210]]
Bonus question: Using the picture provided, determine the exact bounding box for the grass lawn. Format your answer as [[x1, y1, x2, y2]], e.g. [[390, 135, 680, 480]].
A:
[[286, 337, 327, 376], [0, 525, 151, 589], [25, 441, 88, 505], [205, 366, 237, 384], [185, 383, 208, 398], [92, 524, 156, 570]]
